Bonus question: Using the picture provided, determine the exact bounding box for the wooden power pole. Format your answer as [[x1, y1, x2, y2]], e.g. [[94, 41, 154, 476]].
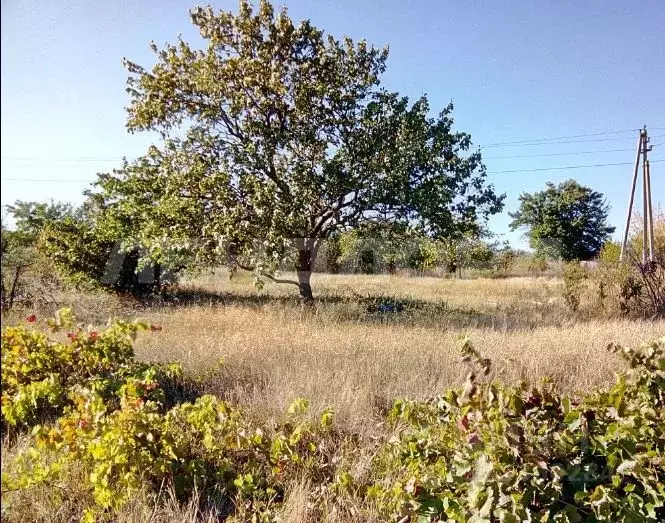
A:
[[620, 127, 655, 263], [645, 158, 655, 261]]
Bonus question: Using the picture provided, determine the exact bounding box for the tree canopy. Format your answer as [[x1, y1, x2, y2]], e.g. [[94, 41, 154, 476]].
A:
[[509, 179, 615, 261], [4, 200, 77, 245], [90, 0, 504, 300]]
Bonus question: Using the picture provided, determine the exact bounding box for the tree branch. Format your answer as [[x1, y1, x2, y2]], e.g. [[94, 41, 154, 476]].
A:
[[235, 262, 300, 287], [311, 190, 364, 237], [265, 151, 291, 197]]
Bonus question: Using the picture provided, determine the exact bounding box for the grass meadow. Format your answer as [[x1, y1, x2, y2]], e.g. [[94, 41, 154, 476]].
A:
[[133, 272, 660, 432], [2, 270, 663, 521], [9, 270, 661, 430]]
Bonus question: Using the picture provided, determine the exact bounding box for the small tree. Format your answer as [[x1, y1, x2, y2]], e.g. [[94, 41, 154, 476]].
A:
[[39, 213, 177, 297], [407, 237, 439, 272], [1, 201, 76, 311], [91, 0, 504, 301], [337, 223, 414, 274], [629, 208, 665, 260], [626, 209, 665, 317], [509, 179, 614, 261]]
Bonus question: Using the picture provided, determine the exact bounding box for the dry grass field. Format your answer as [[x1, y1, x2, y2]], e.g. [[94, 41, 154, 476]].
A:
[[2, 271, 663, 522], [121, 271, 661, 431]]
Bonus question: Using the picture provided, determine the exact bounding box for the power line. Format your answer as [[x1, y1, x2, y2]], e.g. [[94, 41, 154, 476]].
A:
[[486, 158, 665, 174], [2, 131, 663, 161], [1, 178, 94, 182], [484, 144, 664, 160], [481, 127, 641, 147], [483, 133, 665, 148], [0, 157, 138, 162], [2, 158, 662, 181], [2, 139, 663, 166]]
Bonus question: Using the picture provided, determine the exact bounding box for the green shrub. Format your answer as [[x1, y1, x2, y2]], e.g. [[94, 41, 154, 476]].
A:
[[0, 309, 179, 430], [492, 248, 515, 276], [592, 240, 665, 318], [527, 254, 549, 274], [9, 392, 335, 518], [344, 337, 665, 522], [1, 312, 340, 521], [1, 201, 74, 311], [323, 234, 342, 274], [562, 262, 588, 312], [39, 217, 168, 296], [599, 241, 621, 264], [408, 239, 439, 272]]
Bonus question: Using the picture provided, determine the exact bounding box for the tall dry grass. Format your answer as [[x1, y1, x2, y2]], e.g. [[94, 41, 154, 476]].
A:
[[136, 307, 660, 433], [2, 271, 663, 522], [128, 271, 663, 433]]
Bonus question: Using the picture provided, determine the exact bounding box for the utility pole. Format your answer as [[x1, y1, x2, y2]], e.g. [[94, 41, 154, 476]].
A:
[[642, 129, 649, 264], [620, 127, 655, 263], [646, 158, 655, 260], [620, 131, 643, 262]]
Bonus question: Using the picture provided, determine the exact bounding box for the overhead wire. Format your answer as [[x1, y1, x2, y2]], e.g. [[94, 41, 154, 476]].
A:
[[0, 157, 138, 162], [1, 129, 662, 180], [3, 130, 665, 161], [486, 158, 665, 174], [2, 157, 663, 181], [2, 140, 665, 163], [485, 146, 649, 160], [482, 134, 665, 148], [480, 127, 641, 147], [4, 145, 660, 163]]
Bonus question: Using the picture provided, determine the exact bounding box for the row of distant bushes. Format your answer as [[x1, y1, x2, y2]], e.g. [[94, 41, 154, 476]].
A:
[[2, 201, 664, 317], [2, 311, 664, 521], [314, 231, 556, 277]]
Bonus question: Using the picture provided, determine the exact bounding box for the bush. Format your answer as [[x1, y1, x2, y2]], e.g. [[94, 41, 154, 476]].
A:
[[1, 312, 340, 521], [592, 241, 665, 318], [562, 262, 588, 312], [1, 213, 65, 312], [0, 309, 179, 431], [599, 241, 621, 264], [408, 239, 439, 272], [11, 393, 337, 519], [346, 337, 665, 522], [39, 217, 170, 297], [621, 210, 665, 317], [492, 247, 516, 276], [527, 254, 549, 274], [322, 234, 342, 274], [632, 258, 665, 318], [1, 200, 175, 306]]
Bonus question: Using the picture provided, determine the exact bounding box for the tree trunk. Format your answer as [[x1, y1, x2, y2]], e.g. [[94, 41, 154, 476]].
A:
[[7, 264, 25, 311], [0, 279, 6, 313], [297, 270, 313, 302], [296, 245, 314, 303]]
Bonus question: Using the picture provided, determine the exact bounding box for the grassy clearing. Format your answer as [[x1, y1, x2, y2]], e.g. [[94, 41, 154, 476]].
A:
[[130, 272, 661, 433]]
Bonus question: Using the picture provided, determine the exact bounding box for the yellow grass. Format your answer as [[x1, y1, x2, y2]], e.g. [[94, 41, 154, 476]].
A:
[[3, 271, 663, 522], [130, 271, 663, 432]]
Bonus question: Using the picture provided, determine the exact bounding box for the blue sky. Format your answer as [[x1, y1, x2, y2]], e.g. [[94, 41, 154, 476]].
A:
[[2, 0, 664, 248]]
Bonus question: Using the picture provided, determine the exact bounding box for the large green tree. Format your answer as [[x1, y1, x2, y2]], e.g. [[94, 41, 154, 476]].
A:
[[509, 179, 615, 261], [92, 0, 504, 300]]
